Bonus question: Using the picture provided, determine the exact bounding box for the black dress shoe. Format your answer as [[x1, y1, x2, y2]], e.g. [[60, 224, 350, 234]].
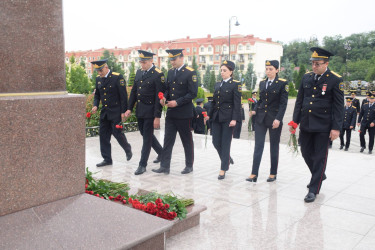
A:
[[369, 150, 373, 154], [153, 155, 161, 163], [344, 147, 349, 151], [360, 147, 365, 153], [96, 160, 112, 167], [181, 167, 193, 174], [230, 157, 234, 164], [267, 175, 277, 182], [152, 167, 170, 174], [134, 166, 146, 175], [307, 175, 326, 188], [218, 172, 226, 180], [126, 151, 133, 161], [245, 176, 257, 182], [304, 192, 316, 203], [340, 145, 344, 150]]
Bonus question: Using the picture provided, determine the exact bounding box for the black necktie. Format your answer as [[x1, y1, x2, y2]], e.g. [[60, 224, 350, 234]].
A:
[[315, 74, 321, 82], [266, 81, 271, 89], [143, 70, 147, 76]]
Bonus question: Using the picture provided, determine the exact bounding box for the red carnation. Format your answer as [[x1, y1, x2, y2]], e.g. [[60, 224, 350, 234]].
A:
[[85, 184, 88, 189], [122, 199, 127, 204], [202, 111, 207, 118], [164, 204, 170, 209], [158, 92, 164, 100], [155, 198, 162, 204], [128, 197, 133, 204], [108, 196, 114, 200], [89, 191, 94, 195], [288, 121, 298, 129], [358, 130, 361, 133], [95, 194, 100, 197], [248, 98, 254, 103], [86, 112, 91, 118]]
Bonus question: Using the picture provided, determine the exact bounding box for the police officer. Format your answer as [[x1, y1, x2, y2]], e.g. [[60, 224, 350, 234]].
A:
[[246, 60, 289, 183], [193, 98, 206, 134], [357, 93, 375, 154], [339, 97, 357, 151], [350, 91, 361, 114], [152, 49, 198, 174], [125, 50, 165, 175], [362, 92, 370, 107], [91, 59, 132, 167], [291, 47, 344, 203], [206, 60, 241, 180], [249, 91, 258, 131]]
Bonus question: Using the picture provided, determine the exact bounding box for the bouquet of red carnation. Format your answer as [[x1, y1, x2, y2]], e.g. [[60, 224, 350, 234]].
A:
[[202, 111, 208, 148], [248, 98, 255, 137], [287, 121, 299, 155], [158, 92, 166, 117], [115, 122, 124, 131]]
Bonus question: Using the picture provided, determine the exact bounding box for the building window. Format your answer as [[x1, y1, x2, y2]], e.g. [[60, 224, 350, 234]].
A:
[[238, 45, 243, 50], [186, 48, 190, 53], [223, 46, 227, 52], [193, 47, 197, 53], [240, 64, 244, 70], [129, 55, 132, 60], [214, 65, 219, 70], [209, 55, 213, 61], [161, 57, 164, 62], [215, 45, 220, 52], [231, 45, 236, 52], [200, 56, 206, 63], [119, 55, 122, 60], [246, 44, 251, 50], [231, 54, 236, 60], [208, 46, 212, 52], [200, 47, 204, 52], [248, 54, 253, 60], [202, 65, 206, 70], [239, 54, 244, 62], [159, 48, 163, 53], [188, 56, 192, 61], [215, 54, 220, 61]]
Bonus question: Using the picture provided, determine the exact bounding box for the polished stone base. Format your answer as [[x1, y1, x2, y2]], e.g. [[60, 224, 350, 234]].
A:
[[0, 94, 85, 216]]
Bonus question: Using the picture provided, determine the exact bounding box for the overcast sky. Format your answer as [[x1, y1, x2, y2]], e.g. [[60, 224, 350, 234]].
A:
[[63, 0, 375, 52]]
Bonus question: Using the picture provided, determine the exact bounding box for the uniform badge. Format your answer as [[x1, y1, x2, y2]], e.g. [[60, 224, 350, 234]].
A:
[[285, 85, 289, 92], [238, 85, 242, 92], [120, 79, 125, 86], [339, 82, 344, 92], [322, 84, 327, 95], [161, 76, 165, 83], [98, 81, 101, 85], [192, 75, 197, 82]]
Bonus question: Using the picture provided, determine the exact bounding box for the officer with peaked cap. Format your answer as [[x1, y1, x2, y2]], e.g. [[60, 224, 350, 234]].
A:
[[246, 60, 289, 183], [125, 50, 165, 175], [152, 49, 198, 175], [340, 97, 357, 151], [357, 93, 375, 154], [291, 47, 344, 202], [350, 91, 360, 114], [91, 59, 132, 167]]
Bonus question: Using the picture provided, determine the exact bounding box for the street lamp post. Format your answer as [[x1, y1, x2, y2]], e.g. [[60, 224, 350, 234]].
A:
[[228, 16, 240, 58], [344, 40, 351, 83]]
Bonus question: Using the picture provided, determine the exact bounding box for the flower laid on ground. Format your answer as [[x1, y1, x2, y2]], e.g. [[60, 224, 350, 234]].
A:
[[248, 98, 255, 137], [202, 111, 208, 148], [287, 121, 299, 155], [86, 112, 91, 118], [85, 168, 193, 220]]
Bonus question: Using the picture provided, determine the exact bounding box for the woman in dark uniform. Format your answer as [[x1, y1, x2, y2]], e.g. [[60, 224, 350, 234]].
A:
[[206, 60, 242, 180], [246, 60, 289, 182]]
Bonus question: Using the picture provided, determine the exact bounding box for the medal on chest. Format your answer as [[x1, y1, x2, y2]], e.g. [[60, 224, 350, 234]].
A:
[[322, 84, 327, 95]]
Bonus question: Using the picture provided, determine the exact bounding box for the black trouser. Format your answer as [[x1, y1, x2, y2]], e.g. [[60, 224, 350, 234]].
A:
[[212, 121, 234, 171], [300, 130, 330, 194], [339, 128, 352, 148], [138, 118, 163, 167], [252, 115, 256, 131], [160, 117, 194, 169], [360, 127, 375, 151], [99, 115, 131, 163], [251, 122, 282, 176], [233, 121, 242, 139]]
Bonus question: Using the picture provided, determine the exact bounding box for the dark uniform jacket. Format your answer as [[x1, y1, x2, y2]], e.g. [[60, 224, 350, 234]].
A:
[[293, 68, 344, 132], [362, 98, 369, 109], [128, 65, 165, 118], [342, 105, 357, 129], [94, 70, 128, 121], [358, 103, 375, 131], [255, 76, 289, 127], [164, 65, 198, 119], [352, 98, 360, 113], [208, 78, 242, 123], [194, 105, 206, 133]]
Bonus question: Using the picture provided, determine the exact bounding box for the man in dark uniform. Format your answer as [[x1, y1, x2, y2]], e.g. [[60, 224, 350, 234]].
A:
[[246, 60, 289, 183], [193, 98, 206, 134], [249, 91, 258, 131], [203, 96, 213, 134], [362, 92, 370, 107], [339, 97, 357, 151], [91, 59, 132, 167], [357, 93, 375, 154], [291, 47, 344, 203], [350, 91, 361, 114], [152, 49, 198, 174], [125, 50, 165, 175]]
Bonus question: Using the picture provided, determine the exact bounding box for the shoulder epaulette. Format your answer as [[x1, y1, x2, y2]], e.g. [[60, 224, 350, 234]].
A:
[[96, 75, 100, 78], [352, 106, 356, 109], [233, 80, 240, 83], [155, 68, 162, 73], [185, 66, 194, 71], [262, 78, 267, 81], [278, 78, 287, 82], [304, 71, 312, 75], [112, 72, 120, 76], [331, 71, 342, 78]]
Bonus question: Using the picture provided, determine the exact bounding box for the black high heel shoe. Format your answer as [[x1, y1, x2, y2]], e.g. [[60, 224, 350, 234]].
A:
[[267, 175, 277, 182], [218, 172, 226, 180], [246, 176, 257, 182]]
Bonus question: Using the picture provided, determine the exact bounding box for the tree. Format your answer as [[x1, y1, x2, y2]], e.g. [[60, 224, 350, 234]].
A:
[[192, 55, 201, 86], [243, 63, 257, 90], [288, 82, 298, 97], [295, 64, 306, 90], [66, 63, 92, 94], [102, 50, 125, 75], [80, 60, 86, 68], [208, 70, 216, 93], [233, 63, 241, 81], [202, 66, 211, 88], [128, 61, 136, 87], [69, 55, 76, 64], [279, 59, 294, 82], [161, 66, 168, 78], [90, 70, 98, 89]]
